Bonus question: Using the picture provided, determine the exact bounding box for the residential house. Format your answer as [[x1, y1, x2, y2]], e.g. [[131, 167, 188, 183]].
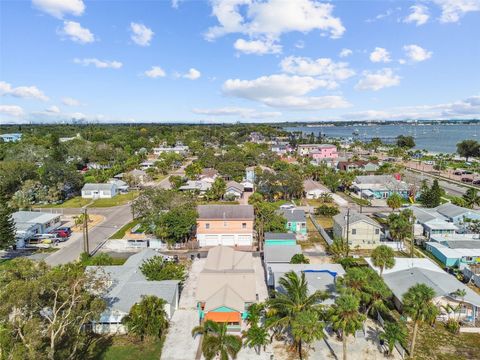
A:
[[463, 263, 480, 288], [435, 203, 480, 226], [410, 206, 459, 240], [179, 180, 212, 194], [265, 232, 297, 246], [366, 257, 480, 323], [139, 160, 155, 170], [81, 183, 117, 199], [278, 209, 307, 237], [245, 166, 255, 183], [298, 144, 337, 158], [266, 263, 346, 305], [352, 175, 411, 199], [0, 133, 22, 142], [333, 210, 383, 249], [108, 178, 129, 193], [270, 143, 291, 156], [196, 246, 257, 330], [87, 249, 180, 334], [196, 205, 254, 246], [153, 144, 189, 156], [337, 160, 379, 173], [12, 211, 62, 248], [127, 169, 150, 185], [200, 168, 219, 183], [426, 234, 480, 267], [224, 181, 244, 199], [249, 132, 265, 143], [303, 179, 329, 199]]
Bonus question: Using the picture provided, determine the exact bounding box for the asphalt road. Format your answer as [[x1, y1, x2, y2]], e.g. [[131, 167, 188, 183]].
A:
[[403, 169, 468, 197]]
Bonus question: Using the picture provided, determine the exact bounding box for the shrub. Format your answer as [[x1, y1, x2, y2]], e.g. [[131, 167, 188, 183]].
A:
[[290, 253, 310, 264], [315, 204, 340, 217], [140, 255, 186, 282], [445, 318, 460, 334]]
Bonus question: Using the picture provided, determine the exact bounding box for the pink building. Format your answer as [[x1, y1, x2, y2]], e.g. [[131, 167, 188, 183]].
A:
[[308, 144, 338, 160]]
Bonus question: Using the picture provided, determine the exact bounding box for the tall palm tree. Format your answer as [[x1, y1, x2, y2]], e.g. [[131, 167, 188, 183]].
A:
[[386, 193, 403, 212], [267, 271, 327, 358], [379, 321, 407, 356], [402, 284, 439, 357], [122, 295, 169, 341], [191, 320, 242, 360], [291, 310, 325, 360], [371, 245, 395, 278], [329, 294, 366, 360], [242, 324, 269, 355]]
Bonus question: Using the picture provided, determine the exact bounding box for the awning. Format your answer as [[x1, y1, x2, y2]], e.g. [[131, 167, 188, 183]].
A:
[[204, 311, 241, 323]]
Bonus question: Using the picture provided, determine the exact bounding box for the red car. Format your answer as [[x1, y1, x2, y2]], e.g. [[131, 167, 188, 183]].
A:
[[52, 229, 70, 238]]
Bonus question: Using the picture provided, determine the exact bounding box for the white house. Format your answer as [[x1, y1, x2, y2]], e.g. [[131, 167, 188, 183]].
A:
[[225, 181, 244, 199], [81, 183, 118, 199], [12, 211, 62, 248], [303, 179, 328, 199]]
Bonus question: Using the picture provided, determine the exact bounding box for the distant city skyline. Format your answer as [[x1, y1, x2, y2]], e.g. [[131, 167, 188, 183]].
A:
[[1, 0, 479, 124]]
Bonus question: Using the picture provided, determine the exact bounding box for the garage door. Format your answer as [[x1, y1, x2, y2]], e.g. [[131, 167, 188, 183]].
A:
[[221, 235, 235, 246], [237, 235, 252, 246], [204, 235, 220, 246]]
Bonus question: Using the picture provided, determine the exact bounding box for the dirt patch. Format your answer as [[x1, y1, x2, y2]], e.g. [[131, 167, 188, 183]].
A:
[[71, 214, 104, 232]]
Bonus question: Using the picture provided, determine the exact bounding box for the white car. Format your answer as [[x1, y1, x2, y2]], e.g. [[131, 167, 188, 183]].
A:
[[280, 203, 296, 210]]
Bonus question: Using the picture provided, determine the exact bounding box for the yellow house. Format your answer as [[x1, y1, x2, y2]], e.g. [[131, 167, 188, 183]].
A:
[[196, 205, 254, 247], [333, 210, 383, 249]]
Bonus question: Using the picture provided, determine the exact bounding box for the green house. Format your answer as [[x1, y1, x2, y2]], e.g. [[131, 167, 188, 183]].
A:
[[264, 232, 297, 246], [278, 209, 307, 236]]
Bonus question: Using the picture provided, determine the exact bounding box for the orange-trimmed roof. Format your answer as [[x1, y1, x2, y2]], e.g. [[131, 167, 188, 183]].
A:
[[204, 311, 241, 323]]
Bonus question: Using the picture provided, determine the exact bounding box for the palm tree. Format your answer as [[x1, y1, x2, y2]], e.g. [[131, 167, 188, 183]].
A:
[[291, 310, 325, 360], [402, 284, 439, 357], [379, 321, 408, 356], [243, 325, 269, 355], [371, 245, 395, 278], [463, 188, 480, 209], [191, 320, 242, 360], [245, 303, 265, 327], [452, 288, 467, 322], [329, 294, 366, 360], [267, 271, 327, 358], [386, 193, 403, 212], [122, 295, 169, 341]]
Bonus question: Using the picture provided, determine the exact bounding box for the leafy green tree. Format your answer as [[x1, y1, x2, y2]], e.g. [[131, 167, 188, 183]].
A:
[[322, 172, 341, 193], [456, 140, 480, 161], [291, 310, 325, 360], [192, 320, 242, 360], [463, 188, 480, 208], [122, 295, 169, 341], [396, 135, 415, 149], [205, 177, 226, 201], [252, 202, 287, 249], [315, 204, 340, 217], [0, 193, 16, 249], [0, 259, 107, 360], [418, 179, 443, 208], [379, 321, 408, 356], [371, 245, 395, 277], [169, 175, 185, 190], [242, 324, 269, 355], [290, 253, 310, 264], [386, 193, 403, 212], [402, 284, 439, 357], [329, 294, 366, 360], [329, 236, 349, 260], [184, 162, 202, 179], [140, 256, 186, 282], [155, 205, 197, 244], [388, 210, 413, 249]]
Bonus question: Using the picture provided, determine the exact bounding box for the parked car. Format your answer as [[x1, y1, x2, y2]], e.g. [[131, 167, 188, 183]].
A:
[[56, 226, 72, 235], [461, 177, 473, 183], [52, 229, 70, 238], [473, 179, 480, 185], [280, 203, 296, 210], [424, 160, 434, 165]]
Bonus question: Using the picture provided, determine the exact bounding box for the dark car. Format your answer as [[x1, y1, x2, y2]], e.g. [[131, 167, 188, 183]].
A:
[[461, 177, 473, 183], [473, 179, 480, 185]]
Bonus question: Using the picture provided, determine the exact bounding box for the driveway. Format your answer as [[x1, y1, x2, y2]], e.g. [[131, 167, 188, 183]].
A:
[[161, 258, 204, 360]]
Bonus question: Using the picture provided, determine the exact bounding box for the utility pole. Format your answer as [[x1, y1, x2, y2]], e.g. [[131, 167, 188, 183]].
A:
[[83, 207, 90, 255], [345, 207, 350, 257], [410, 214, 415, 258], [360, 189, 363, 213]]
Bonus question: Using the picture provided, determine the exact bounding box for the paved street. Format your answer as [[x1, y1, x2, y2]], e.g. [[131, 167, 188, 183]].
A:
[[45, 205, 133, 266]]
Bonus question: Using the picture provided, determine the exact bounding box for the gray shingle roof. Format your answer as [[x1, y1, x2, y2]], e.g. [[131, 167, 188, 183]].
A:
[[435, 203, 479, 219], [265, 232, 296, 240], [264, 245, 302, 263], [333, 210, 381, 229], [197, 205, 254, 220], [12, 211, 60, 225], [445, 240, 480, 249], [82, 183, 116, 191], [226, 181, 244, 192], [383, 267, 480, 307], [278, 209, 306, 222]]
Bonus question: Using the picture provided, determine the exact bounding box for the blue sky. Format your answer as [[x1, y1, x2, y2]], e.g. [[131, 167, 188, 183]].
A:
[[1, 0, 479, 124]]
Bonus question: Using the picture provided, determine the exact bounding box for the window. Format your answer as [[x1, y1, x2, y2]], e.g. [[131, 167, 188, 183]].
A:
[[242, 223, 247, 229], [351, 229, 357, 235], [205, 223, 210, 229], [375, 229, 379, 235]]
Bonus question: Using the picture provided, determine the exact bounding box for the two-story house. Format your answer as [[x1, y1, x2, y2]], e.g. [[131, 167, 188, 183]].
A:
[[196, 205, 254, 247], [333, 210, 383, 249]]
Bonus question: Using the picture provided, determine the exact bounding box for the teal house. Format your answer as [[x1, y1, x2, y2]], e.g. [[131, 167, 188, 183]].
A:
[[426, 240, 480, 268], [265, 232, 297, 246], [278, 209, 307, 236]]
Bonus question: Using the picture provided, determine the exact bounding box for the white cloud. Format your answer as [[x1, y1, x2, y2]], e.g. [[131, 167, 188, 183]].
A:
[[403, 44, 432, 62], [32, 0, 85, 18], [0, 81, 49, 101], [74, 58, 123, 69], [192, 107, 281, 118], [62, 97, 81, 106], [222, 74, 351, 110], [46, 105, 60, 113], [171, 0, 182, 8], [206, 0, 345, 42], [355, 68, 400, 91], [0, 105, 24, 117], [60, 21, 95, 43], [130, 22, 154, 46], [144, 66, 166, 78], [280, 56, 355, 84], [234, 38, 282, 55], [404, 5, 430, 26], [366, 7, 400, 22], [339, 48, 352, 58], [343, 95, 480, 121], [369, 47, 391, 63], [432, 0, 480, 23], [295, 40, 305, 49], [183, 68, 201, 80]]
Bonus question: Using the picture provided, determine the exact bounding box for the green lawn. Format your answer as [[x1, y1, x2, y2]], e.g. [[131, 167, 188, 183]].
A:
[[90, 192, 139, 207], [109, 219, 142, 239], [96, 336, 164, 360], [37, 196, 92, 208]]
